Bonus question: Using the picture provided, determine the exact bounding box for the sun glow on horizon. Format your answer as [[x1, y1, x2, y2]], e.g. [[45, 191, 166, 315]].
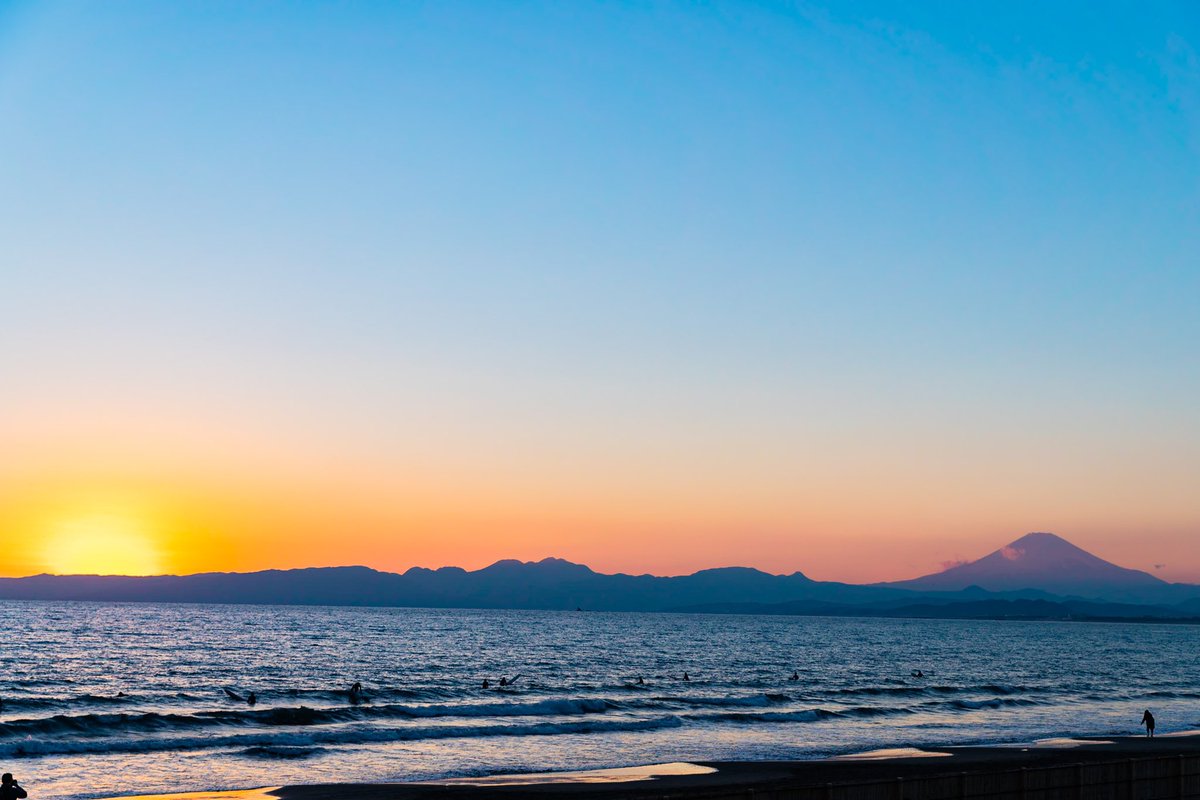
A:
[[40, 511, 165, 576]]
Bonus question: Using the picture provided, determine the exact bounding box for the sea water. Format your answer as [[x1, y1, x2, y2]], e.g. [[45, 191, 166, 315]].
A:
[[1, 601, 1197, 799]]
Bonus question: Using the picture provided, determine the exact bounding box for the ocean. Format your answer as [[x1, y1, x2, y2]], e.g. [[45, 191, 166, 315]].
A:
[[1, 601, 1197, 799]]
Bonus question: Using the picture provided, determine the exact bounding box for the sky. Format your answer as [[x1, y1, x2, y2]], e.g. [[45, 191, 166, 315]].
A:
[[1, 1, 1198, 583]]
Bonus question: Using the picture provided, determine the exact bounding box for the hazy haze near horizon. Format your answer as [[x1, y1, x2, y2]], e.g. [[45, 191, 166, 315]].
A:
[[1, 1, 1198, 582]]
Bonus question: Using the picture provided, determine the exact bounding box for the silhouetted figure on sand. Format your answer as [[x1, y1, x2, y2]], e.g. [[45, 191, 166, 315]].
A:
[[247, 692, 257, 706], [788, 671, 799, 681], [2, 773, 27, 800], [1142, 709, 1155, 737]]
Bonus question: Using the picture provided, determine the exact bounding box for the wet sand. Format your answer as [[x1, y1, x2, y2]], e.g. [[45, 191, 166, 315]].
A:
[[111, 732, 1200, 800]]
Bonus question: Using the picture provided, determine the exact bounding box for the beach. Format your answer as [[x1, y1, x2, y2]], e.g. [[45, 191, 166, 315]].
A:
[[109, 733, 1200, 800]]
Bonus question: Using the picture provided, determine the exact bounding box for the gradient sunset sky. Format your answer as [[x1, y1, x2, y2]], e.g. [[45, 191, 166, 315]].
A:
[[1, 2, 1197, 582]]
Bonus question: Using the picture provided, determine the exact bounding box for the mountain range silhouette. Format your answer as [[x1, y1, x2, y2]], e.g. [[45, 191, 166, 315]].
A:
[[2, 532, 1197, 620]]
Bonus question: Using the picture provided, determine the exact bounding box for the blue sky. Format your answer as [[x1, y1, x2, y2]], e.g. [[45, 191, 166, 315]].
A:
[[1, 1, 1198, 580]]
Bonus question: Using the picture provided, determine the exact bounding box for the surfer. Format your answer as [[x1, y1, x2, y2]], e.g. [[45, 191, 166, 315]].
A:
[[481, 679, 490, 689], [637, 676, 645, 685], [499, 675, 521, 687], [788, 671, 799, 681], [247, 692, 257, 706], [911, 670, 924, 678], [682, 672, 690, 682], [1142, 709, 1155, 738], [1, 773, 27, 800], [348, 682, 364, 704]]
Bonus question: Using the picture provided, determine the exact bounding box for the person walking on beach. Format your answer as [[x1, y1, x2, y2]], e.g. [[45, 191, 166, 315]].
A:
[[1, 773, 27, 800], [1142, 709, 1155, 737]]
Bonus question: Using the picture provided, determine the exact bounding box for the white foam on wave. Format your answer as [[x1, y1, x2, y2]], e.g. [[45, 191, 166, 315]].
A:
[[424, 761, 717, 786]]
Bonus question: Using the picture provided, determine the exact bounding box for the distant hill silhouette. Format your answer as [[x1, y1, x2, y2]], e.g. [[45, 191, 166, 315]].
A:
[[1, 532, 1197, 616], [0, 559, 901, 611], [885, 532, 1183, 603]]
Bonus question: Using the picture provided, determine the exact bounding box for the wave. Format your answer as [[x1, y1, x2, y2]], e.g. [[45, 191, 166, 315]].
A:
[[368, 698, 614, 719], [689, 709, 836, 724], [2, 686, 462, 714], [0, 687, 1054, 743], [238, 745, 327, 759], [843, 705, 917, 717], [826, 683, 1042, 699], [650, 694, 786, 708], [279, 686, 448, 701], [0, 693, 136, 712], [0, 698, 620, 739], [686, 705, 915, 725], [945, 697, 1042, 710], [681, 695, 1049, 724], [0, 715, 685, 758], [0, 711, 223, 738], [830, 686, 928, 697]]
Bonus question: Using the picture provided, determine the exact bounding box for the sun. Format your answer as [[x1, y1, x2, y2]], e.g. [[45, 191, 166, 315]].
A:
[[41, 512, 165, 576]]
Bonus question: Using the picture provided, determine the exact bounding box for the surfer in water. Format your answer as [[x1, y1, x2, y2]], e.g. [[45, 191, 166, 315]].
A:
[[247, 692, 257, 706], [637, 676, 645, 685], [788, 671, 799, 681], [682, 672, 690, 682], [498, 675, 521, 687], [348, 682, 364, 703], [481, 679, 490, 689], [1142, 709, 1155, 737], [911, 670, 924, 678]]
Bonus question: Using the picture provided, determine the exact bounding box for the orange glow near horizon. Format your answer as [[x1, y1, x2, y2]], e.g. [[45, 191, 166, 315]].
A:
[[2, 464, 1198, 584], [40, 511, 164, 576]]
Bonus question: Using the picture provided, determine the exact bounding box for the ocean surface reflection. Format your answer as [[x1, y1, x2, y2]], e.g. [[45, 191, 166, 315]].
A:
[[1, 602, 1197, 799]]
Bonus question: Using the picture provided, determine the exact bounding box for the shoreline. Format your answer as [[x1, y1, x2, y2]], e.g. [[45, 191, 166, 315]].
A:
[[112, 732, 1200, 800]]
